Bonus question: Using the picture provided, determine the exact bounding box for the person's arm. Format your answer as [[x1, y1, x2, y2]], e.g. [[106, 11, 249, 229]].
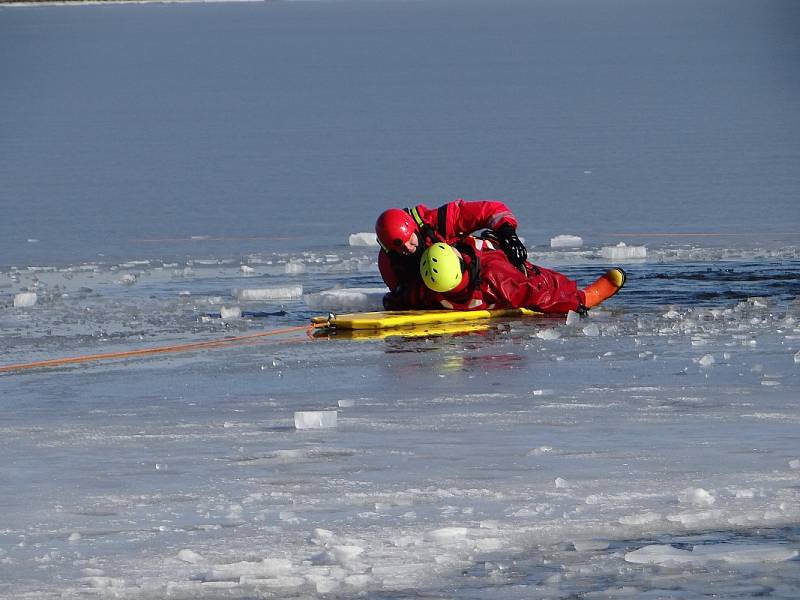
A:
[[443, 198, 518, 236], [379, 251, 439, 310], [444, 199, 527, 267], [378, 250, 400, 290]]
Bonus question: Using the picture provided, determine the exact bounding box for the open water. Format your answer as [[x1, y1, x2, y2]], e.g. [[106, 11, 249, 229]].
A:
[[1, 0, 799, 598]]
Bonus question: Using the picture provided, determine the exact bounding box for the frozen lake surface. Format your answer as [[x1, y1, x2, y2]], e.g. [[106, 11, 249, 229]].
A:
[[2, 241, 799, 598], [1, 0, 799, 596]]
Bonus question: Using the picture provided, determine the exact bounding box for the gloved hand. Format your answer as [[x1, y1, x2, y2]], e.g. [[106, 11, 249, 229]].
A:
[[383, 287, 408, 310], [383, 292, 401, 310], [496, 223, 527, 267]]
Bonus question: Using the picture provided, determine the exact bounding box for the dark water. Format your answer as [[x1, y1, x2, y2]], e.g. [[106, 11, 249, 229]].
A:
[[1, 0, 799, 267]]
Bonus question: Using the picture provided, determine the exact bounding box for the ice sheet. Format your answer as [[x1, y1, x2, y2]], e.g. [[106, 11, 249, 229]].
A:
[[2, 246, 799, 598]]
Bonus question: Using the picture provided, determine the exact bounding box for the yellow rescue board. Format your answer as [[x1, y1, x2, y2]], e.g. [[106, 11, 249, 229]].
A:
[[315, 321, 493, 340], [311, 307, 543, 331]]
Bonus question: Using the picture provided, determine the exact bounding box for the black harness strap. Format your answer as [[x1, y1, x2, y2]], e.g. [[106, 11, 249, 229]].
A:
[[436, 204, 448, 238], [407, 206, 445, 246]]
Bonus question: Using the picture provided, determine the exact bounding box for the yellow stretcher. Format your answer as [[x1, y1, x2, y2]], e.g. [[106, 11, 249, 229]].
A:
[[310, 267, 626, 336], [310, 307, 544, 331]]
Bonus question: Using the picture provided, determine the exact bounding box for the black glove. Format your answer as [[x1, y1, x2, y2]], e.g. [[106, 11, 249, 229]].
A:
[[383, 287, 408, 311], [496, 223, 527, 267], [383, 291, 400, 310]]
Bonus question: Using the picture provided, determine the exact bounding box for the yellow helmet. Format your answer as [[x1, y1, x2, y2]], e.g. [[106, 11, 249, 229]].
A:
[[420, 243, 463, 292]]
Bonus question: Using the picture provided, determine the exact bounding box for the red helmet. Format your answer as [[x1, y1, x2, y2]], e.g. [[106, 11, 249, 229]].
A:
[[375, 209, 417, 252]]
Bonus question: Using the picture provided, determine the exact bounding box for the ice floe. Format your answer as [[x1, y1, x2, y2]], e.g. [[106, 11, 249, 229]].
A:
[[625, 543, 798, 566], [294, 410, 338, 429], [219, 306, 242, 320], [550, 234, 584, 248], [348, 232, 379, 247], [2, 248, 800, 599], [600, 242, 647, 260], [13, 291, 37, 307], [303, 287, 386, 313], [234, 285, 303, 301]]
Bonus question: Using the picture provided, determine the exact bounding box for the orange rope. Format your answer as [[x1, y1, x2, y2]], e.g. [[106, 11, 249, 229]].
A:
[[0, 325, 311, 373]]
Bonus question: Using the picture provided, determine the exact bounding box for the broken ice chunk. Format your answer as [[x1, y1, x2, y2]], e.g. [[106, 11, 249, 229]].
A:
[[536, 328, 561, 340], [294, 411, 338, 430], [427, 527, 469, 543], [600, 242, 646, 260], [625, 544, 695, 565], [219, 306, 241, 320], [348, 232, 379, 247], [678, 487, 716, 506], [13, 292, 37, 307], [572, 539, 609, 551], [176, 549, 205, 564], [550, 234, 583, 248], [697, 354, 715, 368], [234, 286, 302, 301], [285, 261, 306, 275], [304, 287, 386, 313], [626, 543, 798, 566], [582, 323, 600, 337], [619, 512, 662, 526]]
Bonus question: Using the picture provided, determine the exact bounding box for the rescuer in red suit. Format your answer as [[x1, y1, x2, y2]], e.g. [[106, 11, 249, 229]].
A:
[[375, 199, 527, 310], [415, 239, 625, 314]]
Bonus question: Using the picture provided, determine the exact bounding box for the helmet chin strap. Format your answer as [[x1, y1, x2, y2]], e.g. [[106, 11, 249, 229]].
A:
[[450, 269, 471, 294]]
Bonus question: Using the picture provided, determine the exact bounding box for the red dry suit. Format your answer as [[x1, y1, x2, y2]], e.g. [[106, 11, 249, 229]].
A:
[[415, 238, 586, 315], [379, 199, 518, 309]]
